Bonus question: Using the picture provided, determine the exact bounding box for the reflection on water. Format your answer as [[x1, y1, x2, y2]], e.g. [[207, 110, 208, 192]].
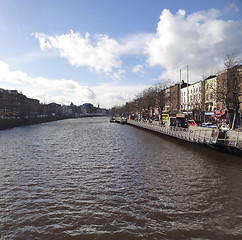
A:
[[0, 117, 242, 240]]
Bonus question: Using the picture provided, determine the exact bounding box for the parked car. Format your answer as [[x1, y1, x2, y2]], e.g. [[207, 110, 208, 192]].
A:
[[200, 122, 217, 129], [188, 120, 197, 126], [220, 123, 230, 131], [195, 120, 202, 126]]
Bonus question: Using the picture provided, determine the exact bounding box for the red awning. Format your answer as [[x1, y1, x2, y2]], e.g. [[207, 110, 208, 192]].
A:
[[215, 111, 226, 115]]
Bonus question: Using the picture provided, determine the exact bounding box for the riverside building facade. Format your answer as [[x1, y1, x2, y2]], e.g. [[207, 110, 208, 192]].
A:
[[141, 65, 242, 126]]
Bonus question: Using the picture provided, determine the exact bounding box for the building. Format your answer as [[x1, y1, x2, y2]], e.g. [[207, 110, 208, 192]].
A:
[[181, 82, 201, 110], [204, 75, 217, 112], [44, 103, 62, 116], [215, 65, 242, 125], [180, 81, 202, 120], [163, 88, 170, 112], [170, 84, 180, 113], [0, 89, 24, 116]]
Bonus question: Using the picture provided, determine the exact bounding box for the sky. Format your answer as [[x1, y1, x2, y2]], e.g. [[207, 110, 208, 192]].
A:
[[0, 0, 241, 109]]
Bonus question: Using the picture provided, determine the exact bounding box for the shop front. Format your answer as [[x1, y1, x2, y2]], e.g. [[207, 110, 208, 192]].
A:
[[214, 110, 227, 123], [204, 112, 214, 122]]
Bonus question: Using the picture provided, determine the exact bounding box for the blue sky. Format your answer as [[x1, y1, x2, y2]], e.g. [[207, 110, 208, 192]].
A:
[[0, 0, 241, 108]]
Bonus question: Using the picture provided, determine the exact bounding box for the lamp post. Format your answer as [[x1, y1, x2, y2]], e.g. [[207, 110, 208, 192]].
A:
[[186, 65, 189, 120], [179, 69, 182, 113]]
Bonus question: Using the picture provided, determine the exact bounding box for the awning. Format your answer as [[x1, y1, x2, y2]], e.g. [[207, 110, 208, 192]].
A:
[[215, 111, 226, 116]]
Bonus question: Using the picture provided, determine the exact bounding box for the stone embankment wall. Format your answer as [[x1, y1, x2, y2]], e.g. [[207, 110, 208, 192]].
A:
[[0, 116, 66, 131], [0, 114, 109, 131], [127, 120, 242, 153]]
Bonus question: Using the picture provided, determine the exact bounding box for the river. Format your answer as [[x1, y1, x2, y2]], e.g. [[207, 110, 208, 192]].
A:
[[0, 117, 242, 240]]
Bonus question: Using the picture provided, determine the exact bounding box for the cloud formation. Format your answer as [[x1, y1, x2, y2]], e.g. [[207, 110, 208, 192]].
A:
[[132, 64, 146, 76], [92, 82, 147, 108], [145, 8, 242, 82], [34, 8, 242, 84], [0, 60, 96, 105], [34, 31, 153, 75], [114, 69, 125, 79], [8, 7, 241, 108], [34, 31, 122, 74], [0, 60, 146, 108]]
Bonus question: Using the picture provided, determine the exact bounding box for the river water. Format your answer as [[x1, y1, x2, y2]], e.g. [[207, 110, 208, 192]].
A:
[[0, 117, 242, 240]]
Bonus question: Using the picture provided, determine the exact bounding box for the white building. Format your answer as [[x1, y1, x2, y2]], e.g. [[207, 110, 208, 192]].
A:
[[181, 81, 202, 111]]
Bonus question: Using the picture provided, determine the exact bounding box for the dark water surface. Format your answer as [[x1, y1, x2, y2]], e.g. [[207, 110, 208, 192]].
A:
[[0, 117, 242, 240]]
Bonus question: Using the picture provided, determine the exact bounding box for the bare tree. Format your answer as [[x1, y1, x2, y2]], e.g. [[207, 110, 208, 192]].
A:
[[222, 49, 241, 129], [111, 81, 169, 120], [153, 82, 166, 114]]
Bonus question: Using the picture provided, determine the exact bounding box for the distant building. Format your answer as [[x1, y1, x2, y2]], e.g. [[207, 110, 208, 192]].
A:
[[0, 89, 24, 116], [61, 105, 73, 116], [82, 103, 95, 114], [44, 103, 62, 116]]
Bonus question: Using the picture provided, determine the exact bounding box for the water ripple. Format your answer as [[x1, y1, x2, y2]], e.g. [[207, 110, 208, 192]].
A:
[[0, 117, 242, 239]]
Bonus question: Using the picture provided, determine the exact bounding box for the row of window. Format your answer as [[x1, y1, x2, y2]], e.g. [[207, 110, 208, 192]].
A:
[[181, 104, 200, 110], [181, 94, 201, 103], [181, 87, 201, 96], [181, 81, 226, 97]]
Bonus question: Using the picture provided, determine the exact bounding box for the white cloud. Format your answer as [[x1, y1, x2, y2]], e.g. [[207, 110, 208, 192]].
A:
[[113, 69, 125, 79], [34, 30, 153, 76], [0, 60, 96, 106], [224, 3, 239, 14], [145, 8, 242, 82], [118, 33, 154, 55], [0, 60, 147, 108], [34, 30, 122, 74], [92, 82, 147, 108], [132, 64, 146, 75]]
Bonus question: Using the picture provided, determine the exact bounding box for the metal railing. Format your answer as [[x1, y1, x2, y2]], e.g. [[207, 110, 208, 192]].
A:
[[127, 120, 242, 151], [225, 131, 242, 150]]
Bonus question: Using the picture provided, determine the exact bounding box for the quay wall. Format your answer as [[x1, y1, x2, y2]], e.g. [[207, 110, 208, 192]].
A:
[[127, 119, 242, 154], [0, 116, 67, 131], [0, 114, 110, 131]]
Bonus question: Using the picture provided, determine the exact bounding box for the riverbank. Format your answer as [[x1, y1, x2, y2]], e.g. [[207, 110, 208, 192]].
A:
[[0, 116, 68, 131], [127, 119, 242, 155], [0, 114, 110, 131]]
